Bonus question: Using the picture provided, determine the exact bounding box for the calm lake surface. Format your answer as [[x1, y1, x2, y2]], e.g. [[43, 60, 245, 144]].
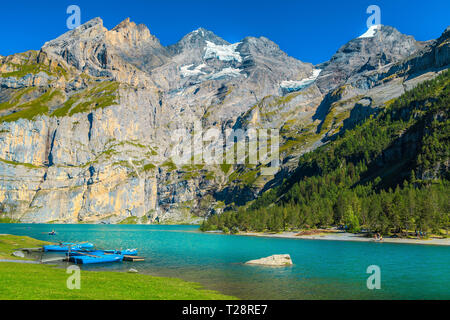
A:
[[1, 224, 449, 299]]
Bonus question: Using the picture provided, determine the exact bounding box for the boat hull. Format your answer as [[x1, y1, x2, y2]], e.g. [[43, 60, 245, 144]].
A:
[[69, 254, 123, 265], [71, 249, 138, 256]]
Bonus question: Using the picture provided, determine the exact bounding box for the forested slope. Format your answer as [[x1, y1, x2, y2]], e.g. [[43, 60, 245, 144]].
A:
[[202, 70, 450, 235]]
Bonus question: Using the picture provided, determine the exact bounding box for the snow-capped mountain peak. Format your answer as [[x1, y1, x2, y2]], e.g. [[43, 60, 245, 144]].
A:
[[168, 28, 229, 55], [359, 24, 382, 39]]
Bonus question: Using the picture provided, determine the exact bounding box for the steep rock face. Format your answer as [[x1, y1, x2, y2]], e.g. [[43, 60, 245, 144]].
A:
[[107, 18, 170, 72], [42, 18, 166, 87], [313, 25, 449, 144], [316, 25, 424, 92], [377, 26, 450, 82], [0, 19, 449, 224], [0, 103, 162, 223], [42, 18, 110, 77], [238, 36, 314, 97]]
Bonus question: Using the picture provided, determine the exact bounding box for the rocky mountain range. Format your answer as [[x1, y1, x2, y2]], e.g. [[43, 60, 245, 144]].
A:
[[0, 18, 448, 223]]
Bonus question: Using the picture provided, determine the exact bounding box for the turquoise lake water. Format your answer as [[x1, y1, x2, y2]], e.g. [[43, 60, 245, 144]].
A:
[[1, 224, 449, 299]]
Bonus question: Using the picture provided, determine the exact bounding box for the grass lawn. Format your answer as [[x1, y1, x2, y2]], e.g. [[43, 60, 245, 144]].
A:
[[0, 263, 236, 300], [0, 235, 236, 300], [0, 234, 50, 260]]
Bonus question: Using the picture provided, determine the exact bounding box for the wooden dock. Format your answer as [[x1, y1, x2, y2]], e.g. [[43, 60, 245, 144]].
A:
[[123, 255, 145, 262]]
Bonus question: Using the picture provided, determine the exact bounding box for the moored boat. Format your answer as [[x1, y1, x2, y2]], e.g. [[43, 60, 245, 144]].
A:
[[68, 252, 124, 264], [70, 248, 138, 256], [103, 249, 138, 256], [43, 242, 94, 252]]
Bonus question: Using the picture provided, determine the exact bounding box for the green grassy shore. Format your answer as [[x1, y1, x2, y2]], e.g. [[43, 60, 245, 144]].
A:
[[0, 235, 236, 300]]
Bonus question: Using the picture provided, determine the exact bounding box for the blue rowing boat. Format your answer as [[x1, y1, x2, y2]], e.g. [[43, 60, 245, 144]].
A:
[[43, 242, 94, 252], [104, 249, 138, 256], [68, 250, 106, 256], [71, 248, 138, 256], [67, 248, 138, 264], [44, 242, 138, 264], [68, 253, 123, 265], [121, 249, 138, 256]]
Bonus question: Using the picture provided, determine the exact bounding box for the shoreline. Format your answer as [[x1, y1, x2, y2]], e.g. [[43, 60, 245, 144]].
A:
[[0, 234, 236, 300], [227, 231, 450, 246], [0, 259, 40, 264]]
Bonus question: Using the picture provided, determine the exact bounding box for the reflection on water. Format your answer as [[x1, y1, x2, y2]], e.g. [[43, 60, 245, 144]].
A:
[[1, 224, 449, 299]]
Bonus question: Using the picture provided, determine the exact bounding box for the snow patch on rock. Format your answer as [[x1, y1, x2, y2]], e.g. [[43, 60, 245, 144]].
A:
[[207, 67, 243, 80], [180, 64, 207, 77]]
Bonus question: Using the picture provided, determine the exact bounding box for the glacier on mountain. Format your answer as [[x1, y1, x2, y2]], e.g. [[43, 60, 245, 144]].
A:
[[204, 41, 242, 62], [280, 69, 322, 93]]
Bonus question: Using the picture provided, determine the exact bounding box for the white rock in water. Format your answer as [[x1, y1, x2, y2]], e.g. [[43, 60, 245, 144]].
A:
[[128, 268, 139, 273], [12, 251, 25, 258], [245, 254, 293, 266]]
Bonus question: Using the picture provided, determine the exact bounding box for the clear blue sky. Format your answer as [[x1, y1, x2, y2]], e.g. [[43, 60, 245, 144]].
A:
[[0, 0, 448, 64]]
